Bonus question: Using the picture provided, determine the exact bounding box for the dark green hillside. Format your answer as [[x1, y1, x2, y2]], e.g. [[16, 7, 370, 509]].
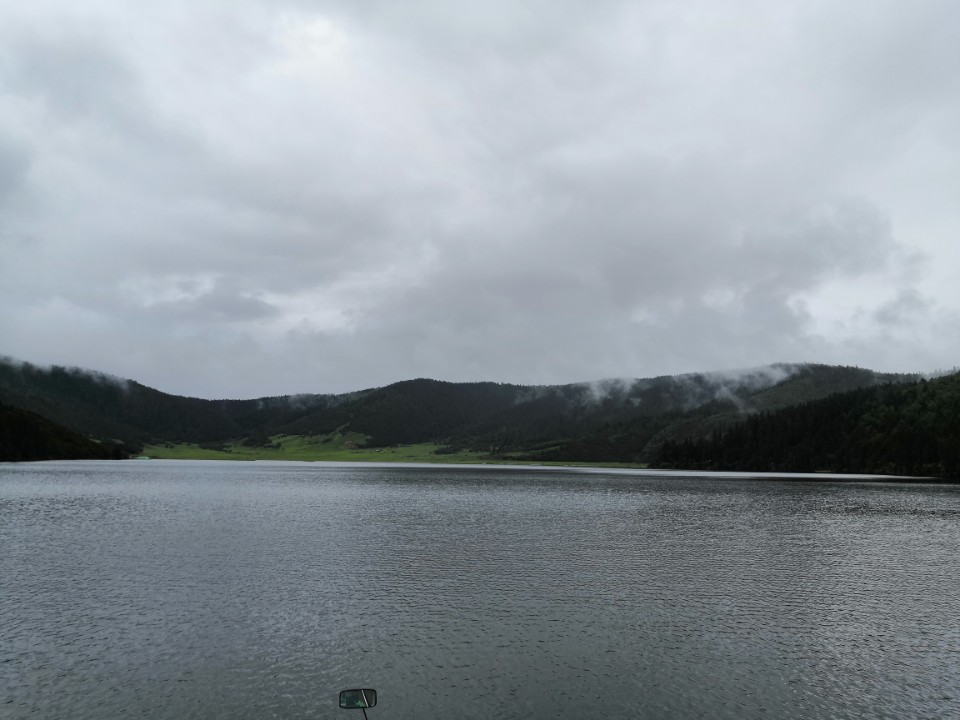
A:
[[510, 365, 918, 465], [273, 379, 523, 445], [440, 386, 605, 454], [654, 373, 960, 477], [0, 358, 341, 448], [0, 401, 122, 462], [748, 364, 917, 410], [439, 366, 861, 454], [0, 355, 925, 467]]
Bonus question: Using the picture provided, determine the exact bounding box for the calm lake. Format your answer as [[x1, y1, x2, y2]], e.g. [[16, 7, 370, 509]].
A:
[[2, 460, 959, 719]]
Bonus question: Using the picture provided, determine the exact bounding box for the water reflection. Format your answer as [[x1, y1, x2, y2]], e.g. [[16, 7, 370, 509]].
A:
[[2, 461, 958, 719]]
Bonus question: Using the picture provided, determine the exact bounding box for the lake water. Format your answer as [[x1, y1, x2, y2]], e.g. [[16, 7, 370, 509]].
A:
[[2, 460, 959, 720]]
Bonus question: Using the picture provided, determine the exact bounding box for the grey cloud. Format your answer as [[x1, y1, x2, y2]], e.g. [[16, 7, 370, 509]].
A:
[[2, 29, 134, 121], [740, 198, 896, 288], [0, 0, 958, 397], [873, 290, 931, 326], [0, 141, 31, 207], [164, 288, 281, 324]]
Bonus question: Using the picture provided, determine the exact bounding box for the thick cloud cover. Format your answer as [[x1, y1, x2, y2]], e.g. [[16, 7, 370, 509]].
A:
[[2, 0, 959, 397]]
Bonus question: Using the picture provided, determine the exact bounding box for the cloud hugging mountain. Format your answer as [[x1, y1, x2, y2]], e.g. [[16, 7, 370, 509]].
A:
[[7, 355, 954, 478]]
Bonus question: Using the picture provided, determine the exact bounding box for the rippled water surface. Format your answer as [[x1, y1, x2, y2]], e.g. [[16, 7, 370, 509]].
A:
[[2, 461, 959, 719]]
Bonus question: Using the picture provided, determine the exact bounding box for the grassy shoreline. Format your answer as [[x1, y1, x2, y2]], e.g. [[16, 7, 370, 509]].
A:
[[141, 433, 644, 468], [134, 440, 949, 480]]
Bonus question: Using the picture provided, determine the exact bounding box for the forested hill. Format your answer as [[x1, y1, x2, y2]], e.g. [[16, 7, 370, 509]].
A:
[[653, 371, 960, 478], [0, 401, 121, 462], [0, 358, 346, 448], [0, 355, 924, 468]]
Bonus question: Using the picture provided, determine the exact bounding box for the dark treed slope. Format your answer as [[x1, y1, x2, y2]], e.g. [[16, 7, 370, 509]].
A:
[[496, 364, 919, 463], [441, 366, 809, 454], [0, 356, 922, 467], [0, 359, 525, 449], [653, 372, 960, 478], [0, 401, 121, 462], [0, 358, 343, 448], [275, 379, 523, 444]]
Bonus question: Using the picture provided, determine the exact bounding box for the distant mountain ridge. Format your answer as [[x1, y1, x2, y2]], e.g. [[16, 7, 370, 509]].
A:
[[0, 355, 921, 465]]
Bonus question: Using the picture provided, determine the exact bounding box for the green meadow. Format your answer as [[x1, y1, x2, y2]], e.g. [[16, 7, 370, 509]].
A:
[[142, 431, 641, 468], [143, 432, 488, 463]]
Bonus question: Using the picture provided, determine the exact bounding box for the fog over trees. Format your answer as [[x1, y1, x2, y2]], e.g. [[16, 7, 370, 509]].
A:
[[4, 355, 956, 478]]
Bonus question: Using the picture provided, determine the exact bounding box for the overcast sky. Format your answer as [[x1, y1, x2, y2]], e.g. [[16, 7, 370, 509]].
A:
[[2, 0, 959, 398]]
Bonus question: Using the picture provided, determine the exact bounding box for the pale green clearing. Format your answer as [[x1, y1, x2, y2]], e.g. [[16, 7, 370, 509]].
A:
[[143, 432, 487, 463], [141, 432, 644, 468]]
